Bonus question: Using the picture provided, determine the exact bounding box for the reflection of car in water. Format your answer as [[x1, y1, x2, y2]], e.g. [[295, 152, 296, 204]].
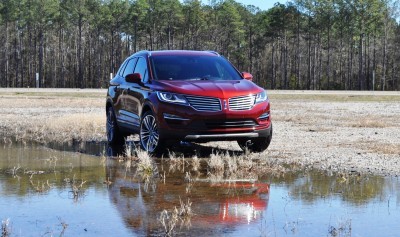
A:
[[209, 182, 270, 224], [105, 147, 270, 235]]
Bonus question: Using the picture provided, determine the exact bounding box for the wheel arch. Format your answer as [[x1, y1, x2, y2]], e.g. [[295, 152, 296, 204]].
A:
[[140, 101, 156, 118], [106, 98, 114, 114]]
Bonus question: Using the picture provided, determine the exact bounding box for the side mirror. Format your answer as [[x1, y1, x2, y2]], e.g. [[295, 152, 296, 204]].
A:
[[242, 72, 253, 81], [125, 73, 142, 84]]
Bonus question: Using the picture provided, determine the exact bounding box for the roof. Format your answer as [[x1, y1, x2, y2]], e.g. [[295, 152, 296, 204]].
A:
[[134, 50, 220, 57]]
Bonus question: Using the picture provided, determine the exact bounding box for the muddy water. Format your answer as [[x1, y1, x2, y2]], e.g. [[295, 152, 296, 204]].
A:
[[0, 143, 399, 237]]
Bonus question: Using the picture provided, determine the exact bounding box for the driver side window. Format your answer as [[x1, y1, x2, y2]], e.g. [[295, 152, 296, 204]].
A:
[[122, 58, 138, 78], [134, 57, 149, 83]]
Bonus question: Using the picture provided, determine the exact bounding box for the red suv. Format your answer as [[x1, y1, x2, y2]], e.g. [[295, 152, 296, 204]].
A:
[[106, 50, 272, 153]]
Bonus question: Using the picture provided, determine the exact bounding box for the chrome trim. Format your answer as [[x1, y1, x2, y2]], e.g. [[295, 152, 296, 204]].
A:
[[185, 133, 259, 139], [205, 120, 257, 128], [119, 110, 140, 120], [258, 113, 270, 120], [206, 50, 220, 56], [185, 95, 221, 112], [229, 95, 256, 111], [163, 113, 190, 121]]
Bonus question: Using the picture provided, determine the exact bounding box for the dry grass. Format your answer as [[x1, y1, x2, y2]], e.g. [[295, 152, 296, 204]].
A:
[[0, 90, 105, 144], [167, 151, 186, 173], [358, 142, 400, 155], [130, 148, 159, 192], [348, 119, 388, 128], [191, 155, 200, 172], [136, 149, 154, 175], [206, 151, 264, 181], [269, 91, 400, 102], [328, 219, 352, 237], [30, 180, 52, 193], [8, 112, 105, 144], [1, 219, 10, 237], [208, 152, 226, 173], [58, 217, 69, 236], [159, 198, 193, 236], [177, 198, 193, 227], [47, 114, 105, 142], [159, 208, 179, 236], [64, 175, 87, 201]]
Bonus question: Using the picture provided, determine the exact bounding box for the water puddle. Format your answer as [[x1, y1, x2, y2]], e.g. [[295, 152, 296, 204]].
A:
[[0, 142, 399, 236]]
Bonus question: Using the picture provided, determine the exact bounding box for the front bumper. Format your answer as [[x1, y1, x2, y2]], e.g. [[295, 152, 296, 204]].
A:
[[155, 98, 272, 141], [183, 125, 272, 141]]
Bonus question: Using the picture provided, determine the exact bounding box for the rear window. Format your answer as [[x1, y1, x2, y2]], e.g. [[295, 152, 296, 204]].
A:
[[150, 55, 242, 81]]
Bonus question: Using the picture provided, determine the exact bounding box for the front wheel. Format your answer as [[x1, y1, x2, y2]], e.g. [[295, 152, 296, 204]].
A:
[[237, 127, 272, 153], [140, 111, 164, 153]]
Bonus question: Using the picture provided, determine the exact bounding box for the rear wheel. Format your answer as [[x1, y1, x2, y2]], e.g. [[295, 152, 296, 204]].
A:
[[237, 126, 272, 153], [140, 111, 164, 153], [106, 107, 125, 144]]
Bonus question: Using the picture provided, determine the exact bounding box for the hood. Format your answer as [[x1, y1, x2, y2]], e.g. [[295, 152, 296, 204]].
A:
[[152, 79, 263, 98]]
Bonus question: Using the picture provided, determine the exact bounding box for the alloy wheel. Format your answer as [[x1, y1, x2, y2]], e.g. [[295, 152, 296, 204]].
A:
[[140, 113, 159, 153]]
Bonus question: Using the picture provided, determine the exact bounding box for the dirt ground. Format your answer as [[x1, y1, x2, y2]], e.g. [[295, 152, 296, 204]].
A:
[[268, 90, 400, 176], [0, 88, 399, 176]]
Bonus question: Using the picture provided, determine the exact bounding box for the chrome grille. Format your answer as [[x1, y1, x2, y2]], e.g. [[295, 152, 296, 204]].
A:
[[229, 95, 256, 111], [185, 95, 221, 112], [205, 120, 257, 129]]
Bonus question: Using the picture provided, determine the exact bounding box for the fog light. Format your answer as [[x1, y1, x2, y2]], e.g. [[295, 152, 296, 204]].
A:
[[163, 113, 189, 121], [258, 112, 269, 120]]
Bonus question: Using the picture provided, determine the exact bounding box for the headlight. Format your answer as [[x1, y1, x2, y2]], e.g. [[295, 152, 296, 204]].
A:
[[157, 91, 188, 105], [255, 91, 268, 104]]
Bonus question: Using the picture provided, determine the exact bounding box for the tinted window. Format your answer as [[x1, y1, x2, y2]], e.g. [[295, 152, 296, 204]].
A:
[[150, 55, 242, 80], [134, 57, 149, 83], [117, 60, 128, 76], [122, 58, 138, 77]]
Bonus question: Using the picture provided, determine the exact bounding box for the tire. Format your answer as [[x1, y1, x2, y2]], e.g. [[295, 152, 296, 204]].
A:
[[237, 126, 272, 153], [139, 111, 164, 153], [106, 106, 125, 145]]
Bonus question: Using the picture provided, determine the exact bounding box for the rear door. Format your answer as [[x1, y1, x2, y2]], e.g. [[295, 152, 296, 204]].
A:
[[118, 57, 138, 127], [125, 57, 150, 128], [109, 59, 128, 120]]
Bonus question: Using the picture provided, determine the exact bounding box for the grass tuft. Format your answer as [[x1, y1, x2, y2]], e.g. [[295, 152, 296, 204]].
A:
[[159, 208, 179, 237], [159, 197, 193, 236], [207, 151, 259, 180], [64, 175, 86, 201], [136, 149, 154, 176], [208, 151, 225, 173], [191, 155, 200, 172], [1, 219, 10, 237]]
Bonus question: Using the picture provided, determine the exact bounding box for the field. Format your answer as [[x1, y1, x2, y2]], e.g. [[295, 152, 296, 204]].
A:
[[1, 88, 399, 175]]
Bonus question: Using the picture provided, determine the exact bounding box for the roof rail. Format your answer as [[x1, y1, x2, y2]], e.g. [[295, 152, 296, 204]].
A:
[[205, 50, 220, 56], [135, 50, 150, 54]]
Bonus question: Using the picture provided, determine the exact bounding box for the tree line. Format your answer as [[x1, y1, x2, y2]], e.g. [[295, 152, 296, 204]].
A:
[[0, 0, 399, 90]]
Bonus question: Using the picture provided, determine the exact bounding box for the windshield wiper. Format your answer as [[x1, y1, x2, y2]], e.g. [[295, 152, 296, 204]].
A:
[[185, 75, 212, 81]]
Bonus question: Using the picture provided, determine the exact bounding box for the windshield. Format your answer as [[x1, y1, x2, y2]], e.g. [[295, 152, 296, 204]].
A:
[[150, 55, 242, 81]]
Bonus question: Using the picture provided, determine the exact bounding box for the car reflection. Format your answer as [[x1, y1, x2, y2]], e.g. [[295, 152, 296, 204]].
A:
[[105, 145, 270, 235], [195, 182, 270, 226]]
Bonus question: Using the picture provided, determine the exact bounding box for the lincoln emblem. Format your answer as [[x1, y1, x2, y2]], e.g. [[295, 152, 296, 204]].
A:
[[223, 100, 228, 110]]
